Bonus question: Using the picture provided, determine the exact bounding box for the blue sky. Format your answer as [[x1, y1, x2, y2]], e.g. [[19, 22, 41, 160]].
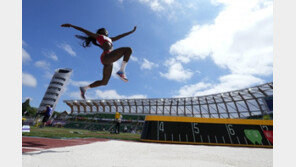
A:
[[22, 0, 273, 112]]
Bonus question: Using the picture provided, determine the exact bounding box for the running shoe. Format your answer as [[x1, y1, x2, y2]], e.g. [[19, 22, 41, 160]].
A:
[[116, 71, 128, 82], [79, 87, 86, 100]]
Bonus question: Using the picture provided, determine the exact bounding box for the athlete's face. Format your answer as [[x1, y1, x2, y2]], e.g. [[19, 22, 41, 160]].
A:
[[98, 29, 108, 36], [104, 30, 108, 36]]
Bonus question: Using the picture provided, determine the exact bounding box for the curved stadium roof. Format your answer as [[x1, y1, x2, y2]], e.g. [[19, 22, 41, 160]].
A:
[[64, 82, 273, 119]]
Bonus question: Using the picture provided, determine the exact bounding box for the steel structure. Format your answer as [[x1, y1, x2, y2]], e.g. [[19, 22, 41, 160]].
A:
[[64, 82, 273, 118]]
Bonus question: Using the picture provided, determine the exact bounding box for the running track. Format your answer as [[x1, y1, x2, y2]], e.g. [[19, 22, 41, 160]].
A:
[[22, 137, 109, 153]]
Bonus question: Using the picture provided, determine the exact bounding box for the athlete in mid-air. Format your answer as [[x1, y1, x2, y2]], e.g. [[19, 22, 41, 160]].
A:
[[61, 23, 137, 99]]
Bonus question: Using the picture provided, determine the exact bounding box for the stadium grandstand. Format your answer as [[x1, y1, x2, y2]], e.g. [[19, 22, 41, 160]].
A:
[[64, 82, 273, 119]]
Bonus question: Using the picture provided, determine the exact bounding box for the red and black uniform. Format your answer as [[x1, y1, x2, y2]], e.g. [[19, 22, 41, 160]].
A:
[[96, 35, 113, 64]]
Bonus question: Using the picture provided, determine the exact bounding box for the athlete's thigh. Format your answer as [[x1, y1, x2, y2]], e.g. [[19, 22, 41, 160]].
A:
[[101, 64, 113, 82], [102, 47, 127, 64]]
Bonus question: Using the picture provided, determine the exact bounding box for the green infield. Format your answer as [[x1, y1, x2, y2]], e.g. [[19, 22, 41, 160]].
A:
[[22, 126, 141, 141]]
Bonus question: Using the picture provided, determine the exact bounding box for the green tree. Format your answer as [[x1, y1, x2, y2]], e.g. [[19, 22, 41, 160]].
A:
[[28, 107, 37, 116], [22, 99, 31, 115], [22, 99, 39, 117]]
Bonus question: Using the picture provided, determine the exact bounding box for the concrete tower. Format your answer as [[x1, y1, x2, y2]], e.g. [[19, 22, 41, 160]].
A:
[[38, 68, 73, 112]]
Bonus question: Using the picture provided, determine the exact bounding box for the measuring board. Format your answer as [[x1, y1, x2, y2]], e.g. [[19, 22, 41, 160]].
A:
[[140, 115, 273, 148]]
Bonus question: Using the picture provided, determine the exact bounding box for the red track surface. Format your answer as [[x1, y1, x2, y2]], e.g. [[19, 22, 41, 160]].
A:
[[22, 137, 109, 153]]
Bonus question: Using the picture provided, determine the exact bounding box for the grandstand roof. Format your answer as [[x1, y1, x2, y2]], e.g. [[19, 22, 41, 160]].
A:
[[64, 82, 273, 118]]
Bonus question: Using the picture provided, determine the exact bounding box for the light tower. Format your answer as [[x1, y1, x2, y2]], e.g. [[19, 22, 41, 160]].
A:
[[38, 68, 73, 113]]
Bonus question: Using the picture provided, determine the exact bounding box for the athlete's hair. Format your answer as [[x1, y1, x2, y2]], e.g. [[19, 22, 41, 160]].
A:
[[75, 28, 107, 49], [75, 35, 98, 48], [97, 28, 108, 36]]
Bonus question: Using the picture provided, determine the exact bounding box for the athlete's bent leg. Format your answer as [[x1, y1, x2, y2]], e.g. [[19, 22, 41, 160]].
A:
[[89, 64, 113, 87], [102, 47, 132, 82], [79, 64, 113, 99], [102, 47, 132, 64]]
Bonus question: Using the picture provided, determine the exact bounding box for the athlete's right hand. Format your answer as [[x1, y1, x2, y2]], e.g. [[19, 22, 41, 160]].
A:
[[132, 26, 137, 32], [61, 23, 72, 28]]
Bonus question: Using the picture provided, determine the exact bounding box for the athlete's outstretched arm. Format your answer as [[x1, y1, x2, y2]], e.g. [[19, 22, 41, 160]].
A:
[[61, 23, 98, 39], [111, 26, 137, 42]]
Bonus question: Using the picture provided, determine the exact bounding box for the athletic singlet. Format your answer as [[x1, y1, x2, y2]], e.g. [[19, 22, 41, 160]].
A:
[[45, 107, 53, 117], [96, 35, 113, 63]]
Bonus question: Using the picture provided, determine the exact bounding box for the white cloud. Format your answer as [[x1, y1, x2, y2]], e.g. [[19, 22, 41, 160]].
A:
[[34, 60, 50, 70], [139, 0, 164, 11], [58, 43, 76, 56], [141, 58, 158, 70], [138, 0, 176, 11], [95, 90, 124, 99], [95, 89, 147, 99], [161, 0, 273, 97], [34, 60, 54, 79], [175, 82, 212, 97], [175, 73, 264, 97], [68, 89, 147, 100], [43, 50, 58, 61], [68, 91, 82, 99], [50, 54, 58, 61], [160, 58, 193, 82], [130, 56, 138, 62], [69, 79, 92, 87], [22, 72, 37, 87], [128, 94, 148, 99], [136, 0, 202, 21], [162, 0, 174, 5], [130, 56, 158, 70], [22, 48, 31, 63], [170, 0, 273, 76]]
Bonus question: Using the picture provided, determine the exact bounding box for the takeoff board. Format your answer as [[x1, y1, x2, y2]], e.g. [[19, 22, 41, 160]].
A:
[[140, 115, 273, 148]]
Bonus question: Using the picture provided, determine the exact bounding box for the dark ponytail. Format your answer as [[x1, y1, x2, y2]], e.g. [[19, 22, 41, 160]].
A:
[[75, 35, 103, 49]]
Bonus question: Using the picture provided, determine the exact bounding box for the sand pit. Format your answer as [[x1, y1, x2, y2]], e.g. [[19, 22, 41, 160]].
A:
[[22, 139, 272, 167]]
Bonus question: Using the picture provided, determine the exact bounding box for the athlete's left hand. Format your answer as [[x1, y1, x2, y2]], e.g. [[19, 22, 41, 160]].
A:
[[61, 23, 72, 28]]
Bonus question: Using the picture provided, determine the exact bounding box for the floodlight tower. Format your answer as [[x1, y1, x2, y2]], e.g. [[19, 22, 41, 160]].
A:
[[37, 68, 73, 113]]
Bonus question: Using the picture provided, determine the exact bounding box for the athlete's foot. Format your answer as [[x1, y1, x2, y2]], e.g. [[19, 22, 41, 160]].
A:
[[116, 71, 128, 82], [79, 87, 86, 100]]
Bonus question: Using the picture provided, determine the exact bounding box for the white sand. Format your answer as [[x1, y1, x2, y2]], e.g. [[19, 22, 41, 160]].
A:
[[22, 140, 272, 167]]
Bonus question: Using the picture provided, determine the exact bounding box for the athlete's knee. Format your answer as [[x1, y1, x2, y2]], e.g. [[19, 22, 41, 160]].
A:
[[124, 47, 132, 54], [101, 79, 109, 85], [90, 79, 109, 87]]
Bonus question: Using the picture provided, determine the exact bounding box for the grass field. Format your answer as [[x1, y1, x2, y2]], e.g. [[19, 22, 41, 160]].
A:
[[22, 126, 141, 141]]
